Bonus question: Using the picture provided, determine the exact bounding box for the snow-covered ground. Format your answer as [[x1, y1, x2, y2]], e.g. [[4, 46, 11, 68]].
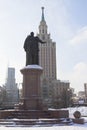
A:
[[0, 125, 87, 130], [67, 106, 87, 118], [0, 106, 87, 129]]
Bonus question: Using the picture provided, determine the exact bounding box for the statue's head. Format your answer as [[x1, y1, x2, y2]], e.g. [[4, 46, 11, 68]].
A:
[[30, 32, 34, 36]]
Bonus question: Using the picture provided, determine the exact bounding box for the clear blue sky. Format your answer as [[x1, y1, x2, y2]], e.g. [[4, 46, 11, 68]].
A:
[[0, 0, 87, 93]]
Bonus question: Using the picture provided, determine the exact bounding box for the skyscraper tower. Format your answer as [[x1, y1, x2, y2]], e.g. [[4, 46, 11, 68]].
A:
[[6, 68, 16, 90], [38, 7, 56, 80], [4, 67, 19, 108]]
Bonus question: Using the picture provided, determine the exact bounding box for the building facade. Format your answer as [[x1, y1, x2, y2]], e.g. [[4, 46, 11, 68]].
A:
[[4, 67, 19, 108], [52, 80, 72, 108], [84, 83, 87, 102]]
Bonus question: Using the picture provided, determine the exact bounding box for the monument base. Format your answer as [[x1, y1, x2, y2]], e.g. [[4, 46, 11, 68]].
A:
[[20, 65, 43, 110], [0, 109, 69, 119]]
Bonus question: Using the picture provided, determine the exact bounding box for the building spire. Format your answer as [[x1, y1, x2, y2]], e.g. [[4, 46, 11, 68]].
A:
[[41, 7, 45, 21]]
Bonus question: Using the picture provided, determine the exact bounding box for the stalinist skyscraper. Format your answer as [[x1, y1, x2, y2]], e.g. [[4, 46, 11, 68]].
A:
[[37, 7, 56, 80], [37, 7, 70, 108]]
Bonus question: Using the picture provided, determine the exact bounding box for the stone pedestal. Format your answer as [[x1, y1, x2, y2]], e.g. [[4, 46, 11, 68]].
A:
[[72, 118, 84, 124], [20, 65, 43, 110]]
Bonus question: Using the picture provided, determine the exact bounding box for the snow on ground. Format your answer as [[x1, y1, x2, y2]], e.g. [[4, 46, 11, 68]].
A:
[[0, 125, 87, 130], [60, 106, 87, 118]]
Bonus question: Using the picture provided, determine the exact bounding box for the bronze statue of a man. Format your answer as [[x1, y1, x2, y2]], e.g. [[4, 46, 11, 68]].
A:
[[24, 32, 45, 66]]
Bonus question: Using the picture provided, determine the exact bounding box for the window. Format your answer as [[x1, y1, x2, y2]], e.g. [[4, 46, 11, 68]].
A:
[[42, 35, 45, 40], [42, 29, 44, 33]]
